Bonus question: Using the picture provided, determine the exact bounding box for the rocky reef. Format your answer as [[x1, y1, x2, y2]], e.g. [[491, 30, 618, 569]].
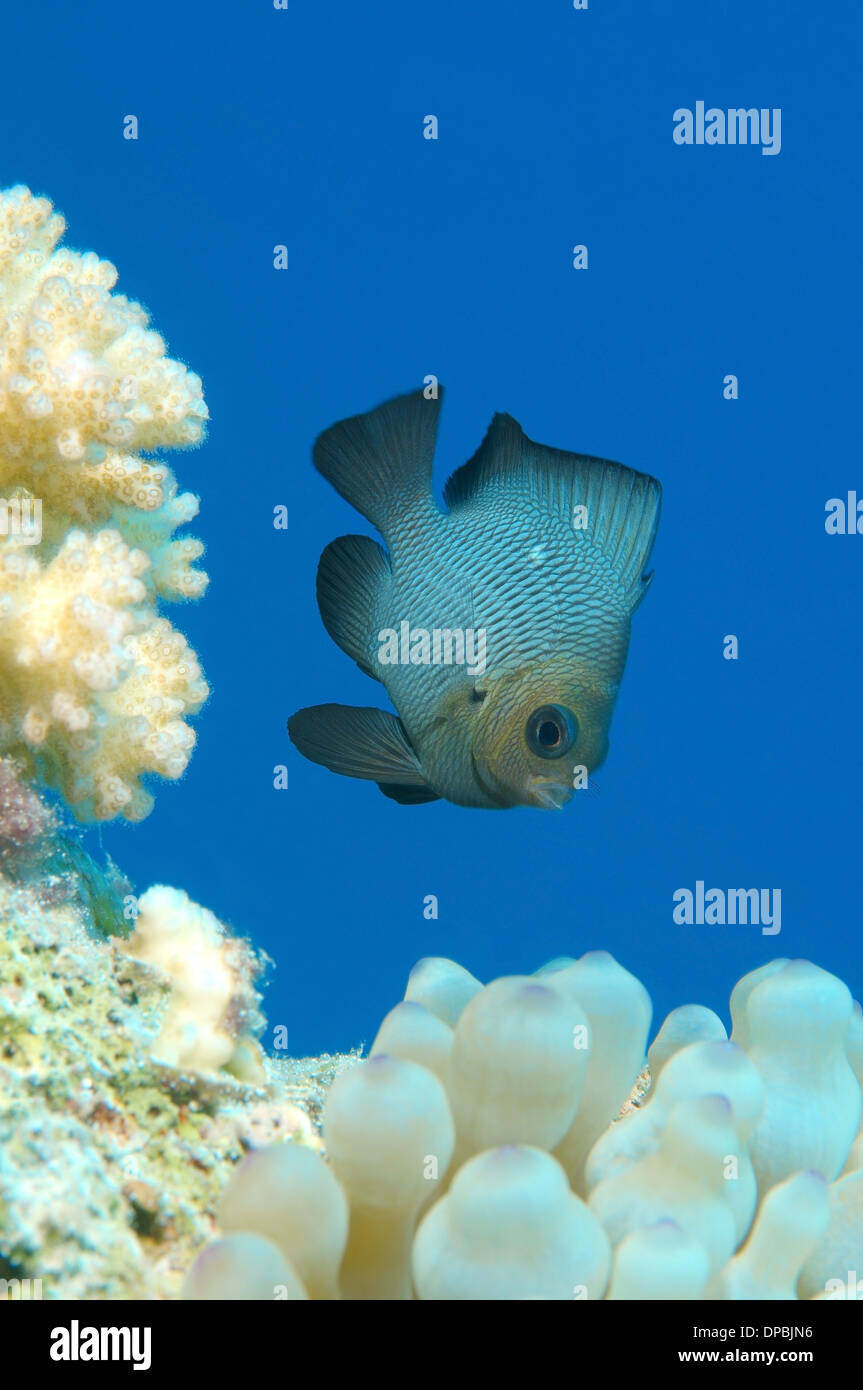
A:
[[0, 801, 358, 1300]]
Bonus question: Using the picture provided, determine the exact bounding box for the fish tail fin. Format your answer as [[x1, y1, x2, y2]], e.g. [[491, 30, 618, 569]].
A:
[[585, 458, 661, 610], [316, 534, 391, 678], [313, 387, 443, 538], [444, 413, 661, 610]]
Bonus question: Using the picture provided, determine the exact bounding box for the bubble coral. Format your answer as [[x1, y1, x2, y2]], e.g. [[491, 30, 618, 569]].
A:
[[0, 185, 209, 820], [412, 1145, 611, 1300], [182, 951, 863, 1302]]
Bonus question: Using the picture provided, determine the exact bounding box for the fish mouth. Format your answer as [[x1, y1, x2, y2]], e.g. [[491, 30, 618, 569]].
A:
[[526, 775, 574, 811], [469, 758, 574, 811]]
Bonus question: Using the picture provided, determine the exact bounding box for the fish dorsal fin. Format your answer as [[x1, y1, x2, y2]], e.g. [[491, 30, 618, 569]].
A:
[[316, 534, 391, 678], [313, 388, 443, 540], [442, 412, 526, 510], [287, 704, 432, 787], [444, 412, 662, 610]]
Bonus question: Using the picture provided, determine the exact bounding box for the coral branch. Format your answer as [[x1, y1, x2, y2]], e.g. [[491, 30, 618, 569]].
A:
[[0, 186, 210, 820]]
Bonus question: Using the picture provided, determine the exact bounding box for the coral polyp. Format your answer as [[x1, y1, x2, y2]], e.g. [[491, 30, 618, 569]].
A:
[[183, 953, 863, 1302]]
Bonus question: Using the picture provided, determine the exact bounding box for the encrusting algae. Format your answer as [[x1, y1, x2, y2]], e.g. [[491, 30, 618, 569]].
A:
[[0, 809, 357, 1300]]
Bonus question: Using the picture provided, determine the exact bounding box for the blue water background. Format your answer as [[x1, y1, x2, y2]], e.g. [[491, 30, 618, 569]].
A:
[[2, 1, 861, 1053]]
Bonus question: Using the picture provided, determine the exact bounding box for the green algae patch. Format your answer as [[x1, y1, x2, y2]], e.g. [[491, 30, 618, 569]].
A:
[[37, 835, 132, 939]]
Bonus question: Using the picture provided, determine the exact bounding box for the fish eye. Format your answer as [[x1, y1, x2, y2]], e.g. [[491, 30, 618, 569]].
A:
[[525, 705, 578, 759]]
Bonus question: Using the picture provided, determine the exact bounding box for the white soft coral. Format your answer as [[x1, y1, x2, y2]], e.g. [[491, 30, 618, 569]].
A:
[[0, 186, 209, 819]]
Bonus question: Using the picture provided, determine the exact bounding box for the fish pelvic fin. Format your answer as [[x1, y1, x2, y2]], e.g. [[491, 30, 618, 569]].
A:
[[288, 704, 435, 791], [444, 412, 662, 610], [376, 781, 441, 805], [316, 534, 391, 678], [313, 387, 443, 539]]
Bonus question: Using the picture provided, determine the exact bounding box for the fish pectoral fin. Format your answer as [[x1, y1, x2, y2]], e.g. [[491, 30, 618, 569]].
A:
[[316, 534, 391, 678], [313, 387, 443, 539], [376, 781, 441, 805], [288, 704, 431, 787]]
